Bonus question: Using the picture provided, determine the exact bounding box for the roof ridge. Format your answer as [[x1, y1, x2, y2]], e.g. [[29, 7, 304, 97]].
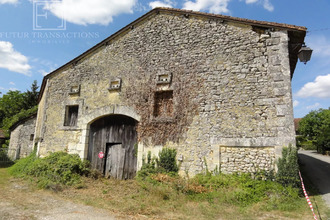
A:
[[156, 7, 307, 31]]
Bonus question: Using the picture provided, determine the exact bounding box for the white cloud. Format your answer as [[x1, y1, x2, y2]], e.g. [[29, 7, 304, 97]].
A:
[[306, 103, 320, 110], [0, 0, 18, 4], [297, 74, 330, 98], [38, 69, 50, 76], [245, 0, 257, 3], [0, 41, 31, 75], [45, 0, 137, 26], [31, 57, 58, 76], [9, 82, 15, 85], [293, 100, 299, 107], [183, 0, 231, 14], [263, 0, 273, 11], [9, 87, 18, 91], [308, 35, 330, 58], [149, 0, 174, 8], [244, 0, 273, 11]]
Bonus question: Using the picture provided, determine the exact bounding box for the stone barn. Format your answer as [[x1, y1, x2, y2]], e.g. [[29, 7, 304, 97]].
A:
[[34, 8, 307, 178], [8, 114, 37, 160]]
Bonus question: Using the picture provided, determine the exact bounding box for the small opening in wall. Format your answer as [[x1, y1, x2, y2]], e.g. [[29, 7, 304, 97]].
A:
[[30, 134, 34, 141], [108, 79, 122, 91], [154, 91, 174, 118], [69, 85, 80, 95], [64, 105, 79, 126]]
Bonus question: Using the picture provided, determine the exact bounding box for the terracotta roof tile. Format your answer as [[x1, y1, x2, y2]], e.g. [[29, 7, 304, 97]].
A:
[[294, 118, 302, 132]]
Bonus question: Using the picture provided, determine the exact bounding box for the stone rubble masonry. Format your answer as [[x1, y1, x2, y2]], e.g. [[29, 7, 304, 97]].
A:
[[220, 146, 275, 173], [34, 10, 298, 176], [8, 116, 36, 160]]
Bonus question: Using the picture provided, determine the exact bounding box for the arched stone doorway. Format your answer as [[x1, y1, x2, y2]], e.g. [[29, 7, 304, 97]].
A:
[[88, 114, 138, 179]]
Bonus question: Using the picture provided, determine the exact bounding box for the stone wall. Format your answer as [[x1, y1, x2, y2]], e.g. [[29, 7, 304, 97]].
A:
[[220, 146, 275, 173], [8, 116, 36, 160], [36, 10, 297, 175]]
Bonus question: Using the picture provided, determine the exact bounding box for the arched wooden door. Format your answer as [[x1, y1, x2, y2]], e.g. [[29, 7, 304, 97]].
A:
[[88, 115, 137, 179]]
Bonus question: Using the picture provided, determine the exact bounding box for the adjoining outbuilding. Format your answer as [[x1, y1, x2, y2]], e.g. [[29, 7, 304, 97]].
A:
[[8, 114, 37, 160], [33, 8, 307, 178], [0, 129, 5, 146]]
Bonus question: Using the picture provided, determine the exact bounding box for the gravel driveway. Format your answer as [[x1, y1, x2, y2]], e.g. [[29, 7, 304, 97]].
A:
[[298, 150, 330, 207], [0, 178, 117, 220]]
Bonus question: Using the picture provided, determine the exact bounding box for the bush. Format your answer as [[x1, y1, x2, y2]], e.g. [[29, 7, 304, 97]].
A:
[[276, 145, 300, 187], [157, 148, 178, 173], [137, 148, 179, 179], [9, 151, 90, 189]]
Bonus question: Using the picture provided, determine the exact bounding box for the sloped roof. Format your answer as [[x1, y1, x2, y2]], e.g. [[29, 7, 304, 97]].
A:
[[9, 113, 37, 131], [38, 7, 307, 102], [294, 118, 302, 132]]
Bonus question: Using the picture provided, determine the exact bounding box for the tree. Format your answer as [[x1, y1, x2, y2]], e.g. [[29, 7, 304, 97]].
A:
[[299, 108, 330, 154], [23, 80, 39, 109], [0, 81, 39, 128], [0, 90, 26, 127]]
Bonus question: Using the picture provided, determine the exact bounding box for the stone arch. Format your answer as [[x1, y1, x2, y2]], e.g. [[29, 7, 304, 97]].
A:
[[81, 105, 140, 126]]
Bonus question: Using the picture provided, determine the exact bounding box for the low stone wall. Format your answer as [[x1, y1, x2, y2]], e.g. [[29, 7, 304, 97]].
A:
[[220, 146, 275, 173]]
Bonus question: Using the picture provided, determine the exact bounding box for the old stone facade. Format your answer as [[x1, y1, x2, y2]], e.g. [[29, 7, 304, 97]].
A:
[[0, 129, 5, 146], [8, 115, 36, 160], [35, 8, 306, 177]]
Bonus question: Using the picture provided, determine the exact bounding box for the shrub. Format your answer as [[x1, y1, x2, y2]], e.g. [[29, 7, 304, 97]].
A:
[[137, 148, 178, 179], [157, 148, 178, 173], [276, 145, 300, 187], [9, 151, 90, 189], [9, 148, 37, 175]]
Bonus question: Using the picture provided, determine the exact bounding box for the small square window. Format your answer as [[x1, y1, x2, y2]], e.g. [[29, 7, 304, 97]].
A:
[[157, 73, 172, 84], [69, 85, 80, 95], [108, 79, 121, 91], [154, 91, 174, 118], [64, 105, 79, 126]]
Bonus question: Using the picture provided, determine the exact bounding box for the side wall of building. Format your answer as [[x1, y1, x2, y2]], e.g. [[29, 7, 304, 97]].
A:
[[8, 117, 36, 160], [37, 11, 296, 175]]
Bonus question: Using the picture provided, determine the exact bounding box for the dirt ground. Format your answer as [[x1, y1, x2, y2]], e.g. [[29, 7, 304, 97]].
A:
[[0, 174, 119, 220]]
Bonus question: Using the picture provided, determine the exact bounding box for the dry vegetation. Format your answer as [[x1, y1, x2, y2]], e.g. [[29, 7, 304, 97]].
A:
[[1, 165, 330, 219], [57, 173, 329, 220]]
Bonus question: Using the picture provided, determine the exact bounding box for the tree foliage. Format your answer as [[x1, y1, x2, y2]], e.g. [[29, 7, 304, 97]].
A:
[[298, 108, 330, 154], [0, 81, 39, 139]]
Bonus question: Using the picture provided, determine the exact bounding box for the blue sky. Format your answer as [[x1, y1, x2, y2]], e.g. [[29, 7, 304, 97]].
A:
[[0, 0, 329, 118]]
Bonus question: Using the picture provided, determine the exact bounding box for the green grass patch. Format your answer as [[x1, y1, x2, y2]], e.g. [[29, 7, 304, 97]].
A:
[[143, 172, 304, 212]]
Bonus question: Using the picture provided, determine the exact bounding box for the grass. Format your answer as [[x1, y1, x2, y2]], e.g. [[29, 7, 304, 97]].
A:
[[4, 149, 330, 219], [55, 172, 329, 220], [2, 164, 330, 219]]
